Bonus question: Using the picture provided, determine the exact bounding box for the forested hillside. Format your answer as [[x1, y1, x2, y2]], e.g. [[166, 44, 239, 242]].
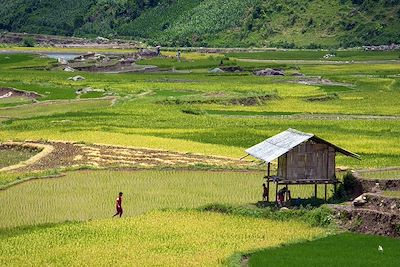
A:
[[1, 0, 399, 48]]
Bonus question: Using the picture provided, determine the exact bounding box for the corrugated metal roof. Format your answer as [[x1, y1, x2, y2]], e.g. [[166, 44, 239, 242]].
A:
[[245, 128, 360, 162]]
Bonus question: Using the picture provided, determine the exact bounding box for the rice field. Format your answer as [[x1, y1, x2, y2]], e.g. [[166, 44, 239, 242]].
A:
[[249, 233, 400, 267], [0, 50, 399, 266], [0, 147, 36, 169], [0, 210, 326, 267], [357, 168, 400, 180], [0, 53, 399, 169], [0, 170, 336, 228]]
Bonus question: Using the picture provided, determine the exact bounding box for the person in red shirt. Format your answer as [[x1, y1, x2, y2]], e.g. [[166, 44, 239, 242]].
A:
[[113, 192, 123, 218]]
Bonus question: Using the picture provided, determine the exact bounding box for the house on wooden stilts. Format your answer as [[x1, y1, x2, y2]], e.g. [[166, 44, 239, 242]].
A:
[[245, 128, 360, 203]]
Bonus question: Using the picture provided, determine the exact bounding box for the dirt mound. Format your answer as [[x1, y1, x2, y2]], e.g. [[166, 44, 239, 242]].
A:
[[12, 141, 254, 172], [353, 170, 400, 191], [334, 194, 400, 238], [220, 66, 243, 72], [0, 88, 40, 99], [254, 68, 285, 76]]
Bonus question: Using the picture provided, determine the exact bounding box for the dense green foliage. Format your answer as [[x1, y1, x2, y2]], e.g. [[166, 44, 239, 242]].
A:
[[249, 233, 400, 267], [1, 0, 400, 47]]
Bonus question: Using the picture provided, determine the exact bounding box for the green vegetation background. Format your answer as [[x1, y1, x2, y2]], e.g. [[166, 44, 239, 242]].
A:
[[1, 0, 400, 47]]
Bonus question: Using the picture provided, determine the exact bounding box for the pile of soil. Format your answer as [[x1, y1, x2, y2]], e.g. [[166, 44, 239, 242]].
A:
[[220, 66, 243, 72], [0, 88, 40, 99], [254, 68, 285, 76], [334, 193, 400, 238]]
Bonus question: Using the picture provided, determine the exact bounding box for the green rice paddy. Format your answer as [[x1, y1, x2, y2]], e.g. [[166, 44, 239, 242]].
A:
[[0, 170, 336, 228], [249, 233, 400, 267]]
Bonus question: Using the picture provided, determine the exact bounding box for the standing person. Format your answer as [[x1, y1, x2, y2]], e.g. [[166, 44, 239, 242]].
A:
[[156, 45, 161, 56], [262, 183, 268, 201], [177, 49, 181, 62], [277, 187, 287, 207], [113, 192, 123, 218]]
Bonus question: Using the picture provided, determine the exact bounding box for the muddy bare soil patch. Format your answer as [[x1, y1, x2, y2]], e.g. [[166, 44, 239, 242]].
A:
[[0, 88, 40, 99], [16, 141, 254, 172], [334, 194, 400, 238]]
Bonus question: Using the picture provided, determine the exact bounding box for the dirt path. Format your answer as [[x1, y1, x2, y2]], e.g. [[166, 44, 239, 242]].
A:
[[216, 113, 400, 121], [5, 141, 254, 172]]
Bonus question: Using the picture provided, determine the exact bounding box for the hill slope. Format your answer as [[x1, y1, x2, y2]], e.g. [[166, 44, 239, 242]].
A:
[[1, 0, 399, 48]]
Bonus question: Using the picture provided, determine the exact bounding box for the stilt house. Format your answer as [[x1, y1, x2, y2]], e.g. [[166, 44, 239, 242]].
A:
[[245, 128, 360, 202]]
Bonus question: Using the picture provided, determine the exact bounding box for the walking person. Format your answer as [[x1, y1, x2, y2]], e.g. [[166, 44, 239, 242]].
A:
[[177, 49, 181, 62], [113, 192, 123, 218]]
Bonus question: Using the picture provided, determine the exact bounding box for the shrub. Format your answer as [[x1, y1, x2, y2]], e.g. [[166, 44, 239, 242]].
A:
[[22, 37, 36, 47], [333, 172, 362, 200]]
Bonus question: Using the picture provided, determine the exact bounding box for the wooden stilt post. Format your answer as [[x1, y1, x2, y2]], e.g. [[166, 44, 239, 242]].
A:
[[267, 162, 271, 202], [285, 183, 288, 202], [334, 182, 337, 195], [275, 182, 279, 204], [314, 183, 318, 199], [324, 183, 327, 202]]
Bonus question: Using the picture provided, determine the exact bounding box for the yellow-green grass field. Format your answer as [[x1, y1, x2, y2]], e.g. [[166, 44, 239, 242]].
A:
[[0, 170, 336, 228], [357, 169, 400, 180], [383, 191, 400, 198], [0, 210, 326, 267]]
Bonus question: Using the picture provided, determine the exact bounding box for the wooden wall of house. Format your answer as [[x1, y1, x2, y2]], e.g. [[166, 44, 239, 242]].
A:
[[277, 141, 336, 180]]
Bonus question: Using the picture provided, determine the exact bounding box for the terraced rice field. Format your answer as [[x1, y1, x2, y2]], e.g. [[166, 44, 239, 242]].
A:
[[0, 49, 399, 266], [0, 53, 399, 168]]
